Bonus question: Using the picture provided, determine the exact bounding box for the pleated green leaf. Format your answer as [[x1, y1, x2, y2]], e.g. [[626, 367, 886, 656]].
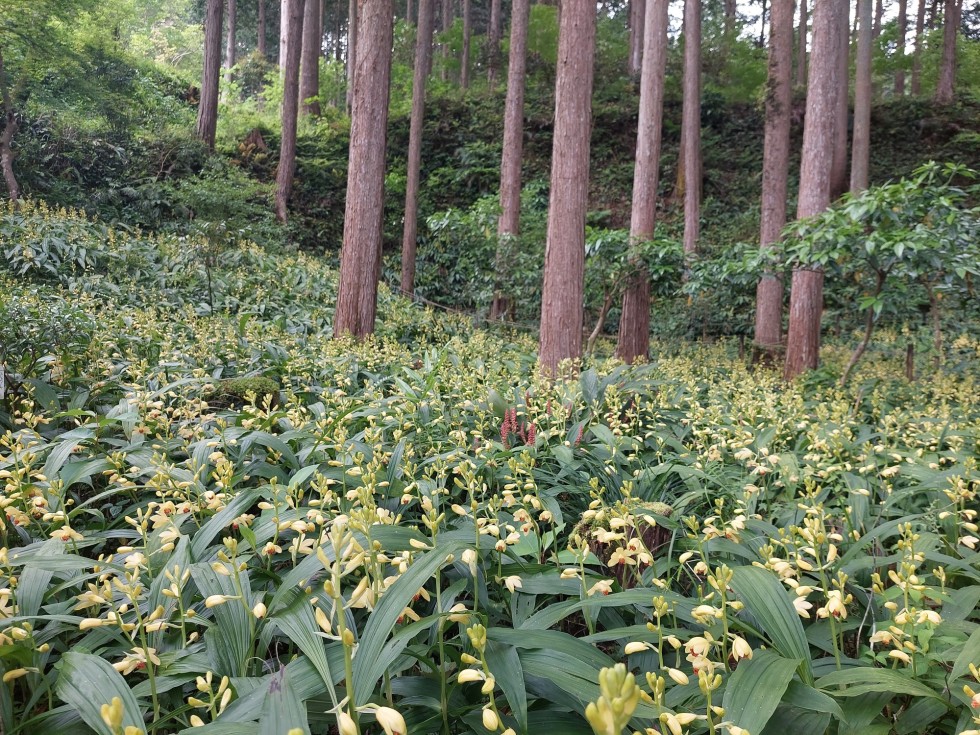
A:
[[731, 565, 813, 684], [352, 539, 465, 706], [721, 649, 799, 735], [816, 667, 943, 699], [257, 665, 310, 735], [56, 652, 144, 735]]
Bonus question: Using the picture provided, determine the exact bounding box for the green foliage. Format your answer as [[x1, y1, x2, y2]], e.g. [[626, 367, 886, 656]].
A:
[[0, 200, 979, 735]]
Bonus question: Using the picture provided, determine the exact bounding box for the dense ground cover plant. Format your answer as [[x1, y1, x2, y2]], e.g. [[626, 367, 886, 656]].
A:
[[1, 207, 979, 735]]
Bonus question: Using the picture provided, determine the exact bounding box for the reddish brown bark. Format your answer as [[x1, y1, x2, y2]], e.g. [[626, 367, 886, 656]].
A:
[[346, 0, 357, 111], [487, 0, 502, 85], [784, 0, 845, 379], [275, 0, 305, 222], [681, 0, 701, 257], [197, 0, 224, 150], [628, 0, 646, 77], [334, 0, 393, 338], [796, 0, 808, 86], [0, 50, 20, 203], [829, 0, 850, 200], [400, 0, 434, 297], [258, 0, 267, 56], [300, 0, 322, 115], [934, 0, 961, 104], [754, 0, 793, 356], [491, 0, 529, 320], [851, 0, 872, 192], [617, 0, 669, 363], [538, 2, 595, 378]]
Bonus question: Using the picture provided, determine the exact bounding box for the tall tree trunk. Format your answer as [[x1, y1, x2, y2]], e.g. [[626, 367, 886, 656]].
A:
[[760, 0, 767, 46], [829, 0, 850, 200], [197, 0, 224, 150], [490, 0, 530, 320], [0, 50, 21, 203], [407, 0, 414, 22], [334, 0, 393, 338], [401, 0, 434, 297], [487, 0, 502, 85], [927, 0, 939, 28], [934, 0, 960, 103], [895, 0, 908, 93], [851, 0, 872, 192], [300, 0, 322, 115], [754, 0, 793, 358], [628, 0, 646, 77], [225, 0, 238, 99], [617, 0, 669, 363], [873, 0, 883, 38], [258, 0, 268, 56], [784, 0, 845, 380], [723, 0, 737, 36], [280, 0, 289, 71], [796, 0, 808, 86], [441, 0, 452, 82], [538, 2, 596, 378], [461, 0, 471, 87], [346, 0, 357, 111], [275, 0, 305, 222], [911, 0, 926, 93], [681, 0, 701, 257]]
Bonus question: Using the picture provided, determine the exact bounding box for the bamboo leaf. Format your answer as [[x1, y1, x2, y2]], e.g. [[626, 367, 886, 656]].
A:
[[730, 566, 813, 684], [721, 649, 798, 735], [56, 652, 144, 735]]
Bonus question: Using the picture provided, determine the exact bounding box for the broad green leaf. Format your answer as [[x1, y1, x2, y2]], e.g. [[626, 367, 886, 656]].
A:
[[190, 486, 263, 561], [894, 697, 949, 735], [815, 667, 942, 699], [191, 561, 253, 678], [951, 627, 980, 682], [730, 566, 813, 684], [781, 680, 847, 722], [258, 665, 310, 735], [271, 589, 338, 709], [352, 539, 465, 706], [722, 650, 798, 735], [56, 652, 144, 735], [19, 539, 64, 617], [761, 705, 831, 735], [485, 641, 528, 735]]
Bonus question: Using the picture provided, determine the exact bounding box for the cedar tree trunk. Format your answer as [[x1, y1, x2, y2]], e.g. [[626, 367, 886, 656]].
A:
[[911, 0, 926, 93], [851, 0, 872, 192], [796, 0, 808, 86], [895, 0, 908, 93], [491, 0, 530, 320], [224, 0, 237, 98], [258, 0, 267, 57], [829, 0, 849, 199], [784, 0, 845, 379], [461, 0, 471, 87], [681, 0, 701, 257], [754, 0, 793, 357], [538, 2, 596, 378], [334, 0, 393, 338], [275, 0, 305, 222], [300, 0, 322, 115], [400, 0, 434, 296], [934, 0, 960, 103], [487, 0, 501, 85], [628, 0, 646, 78], [617, 0, 669, 363], [197, 0, 224, 150], [346, 0, 357, 111]]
